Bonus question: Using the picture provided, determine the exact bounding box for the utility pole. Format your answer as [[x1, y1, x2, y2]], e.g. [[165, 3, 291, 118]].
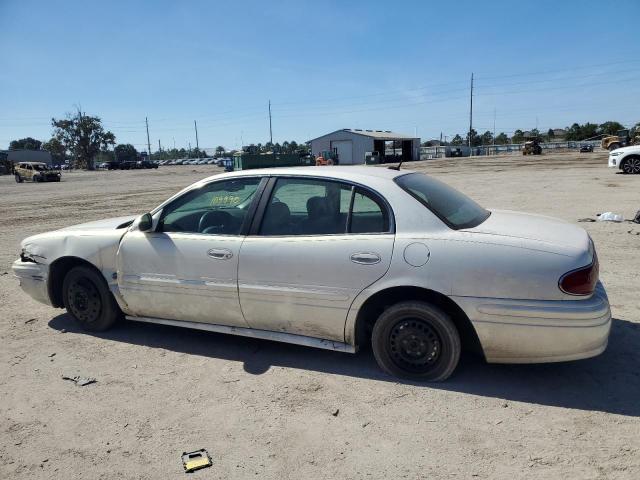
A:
[[194, 120, 200, 157], [268, 100, 273, 145], [468, 73, 474, 151], [145, 117, 151, 157], [158, 139, 161, 153]]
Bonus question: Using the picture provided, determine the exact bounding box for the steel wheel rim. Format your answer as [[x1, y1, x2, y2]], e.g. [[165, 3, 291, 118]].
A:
[[67, 278, 102, 323], [388, 318, 441, 372]]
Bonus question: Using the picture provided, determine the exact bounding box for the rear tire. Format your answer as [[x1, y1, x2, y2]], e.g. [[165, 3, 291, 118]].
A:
[[608, 143, 621, 151], [15, 174, 22, 183], [372, 301, 461, 382], [62, 265, 121, 331]]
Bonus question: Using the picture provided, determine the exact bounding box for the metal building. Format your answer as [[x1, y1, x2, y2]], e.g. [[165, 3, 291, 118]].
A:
[[309, 129, 420, 165]]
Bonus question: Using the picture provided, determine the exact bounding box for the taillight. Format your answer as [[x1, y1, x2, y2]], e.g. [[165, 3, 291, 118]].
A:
[[559, 254, 599, 296]]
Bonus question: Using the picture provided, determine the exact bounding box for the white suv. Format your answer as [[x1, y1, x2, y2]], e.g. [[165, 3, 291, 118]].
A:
[[608, 145, 640, 174]]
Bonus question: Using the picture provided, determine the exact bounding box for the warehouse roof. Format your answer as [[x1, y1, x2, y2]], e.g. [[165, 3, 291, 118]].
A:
[[309, 129, 418, 142]]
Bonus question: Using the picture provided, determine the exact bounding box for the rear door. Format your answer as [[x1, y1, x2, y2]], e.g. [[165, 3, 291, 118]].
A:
[[238, 176, 394, 342]]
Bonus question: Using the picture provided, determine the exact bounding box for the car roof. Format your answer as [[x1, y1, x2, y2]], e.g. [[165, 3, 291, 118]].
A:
[[202, 165, 412, 184]]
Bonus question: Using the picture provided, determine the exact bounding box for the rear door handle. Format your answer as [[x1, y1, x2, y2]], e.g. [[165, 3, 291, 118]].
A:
[[350, 252, 381, 265], [207, 248, 233, 260]]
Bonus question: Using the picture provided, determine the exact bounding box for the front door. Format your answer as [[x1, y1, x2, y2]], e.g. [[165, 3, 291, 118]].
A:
[[117, 176, 264, 327], [238, 176, 395, 342]]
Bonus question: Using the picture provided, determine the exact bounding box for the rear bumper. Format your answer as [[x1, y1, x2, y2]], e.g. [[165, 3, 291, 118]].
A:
[[453, 282, 611, 363], [12, 259, 52, 306]]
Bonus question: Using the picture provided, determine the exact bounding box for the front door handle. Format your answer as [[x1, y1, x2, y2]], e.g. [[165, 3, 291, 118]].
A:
[[207, 248, 233, 260], [350, 252, 381, 265]]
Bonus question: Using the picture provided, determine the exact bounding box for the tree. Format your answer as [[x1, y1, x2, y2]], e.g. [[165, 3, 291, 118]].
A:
[[465, 128, 481, 147], [51, 112, 116, 169], [450, 134, 464, 146], [42, 137, 66, 163], [9, 137, 42, 150], [215, 146, 225, 157], [114, 143, 138, 163], [547, 128, 555, 140], [512, 129, 525, 143], [494, 132, 509, 145], [480, 130, 493, 145], [598, 121, 625, 136]]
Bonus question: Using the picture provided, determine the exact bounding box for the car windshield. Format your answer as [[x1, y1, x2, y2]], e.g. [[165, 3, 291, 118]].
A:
[[395, 173, 490, 229]]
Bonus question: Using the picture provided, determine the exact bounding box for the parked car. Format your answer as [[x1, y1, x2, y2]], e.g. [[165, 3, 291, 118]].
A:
[[119, 161, 137, 170], [12, 167, 610, 381], [137, 160, 159, 169], [14, 162, 61, 183], [608, 145, 640, 174], [579, 144, 594, 153]]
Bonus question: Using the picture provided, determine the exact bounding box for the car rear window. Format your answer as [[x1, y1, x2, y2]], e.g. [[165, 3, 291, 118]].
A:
[[395, 173, 490, 229]]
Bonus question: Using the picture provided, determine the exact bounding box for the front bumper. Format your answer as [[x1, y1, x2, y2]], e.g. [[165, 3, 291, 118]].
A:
[[12, 258, 52, 306], [608, 155, 620, 168], [453, 282, 611, 363]]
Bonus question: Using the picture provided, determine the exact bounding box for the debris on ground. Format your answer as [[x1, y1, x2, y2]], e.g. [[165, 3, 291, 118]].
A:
[[181, 449, 212, 473], [24, 318, 36, 324], [578, 218, 596, 222], [634, 210, 640, 224], [61, 375, 97, 386], [332, 409, 340, 417], [597, 212, 624, 222], [48, 353, 56, 358]]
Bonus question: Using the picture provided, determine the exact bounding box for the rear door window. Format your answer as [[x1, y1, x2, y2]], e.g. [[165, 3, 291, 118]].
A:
[[259, 177, 392, 236]]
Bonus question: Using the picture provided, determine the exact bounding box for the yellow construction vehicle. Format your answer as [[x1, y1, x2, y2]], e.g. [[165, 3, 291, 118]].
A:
[[601, 129, 640, 151]]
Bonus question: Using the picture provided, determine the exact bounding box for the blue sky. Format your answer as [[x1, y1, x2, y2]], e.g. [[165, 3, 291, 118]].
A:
[[1, 0, 639, 151]]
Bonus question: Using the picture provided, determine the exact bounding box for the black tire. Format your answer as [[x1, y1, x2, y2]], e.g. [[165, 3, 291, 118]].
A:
[[62, 265, 121, 331], [608, 143, 620, 151], [372, 301, 461, 382], [622, 156, 640, 174], [15, 174, 22, 183]]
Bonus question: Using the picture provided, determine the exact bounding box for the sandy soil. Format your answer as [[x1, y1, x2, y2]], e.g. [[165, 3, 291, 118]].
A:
[[1, 151, 639, 479]]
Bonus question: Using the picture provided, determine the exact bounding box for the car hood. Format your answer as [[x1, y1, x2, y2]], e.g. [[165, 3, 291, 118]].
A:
[[58, 215, 136, 231], [611, 145, 640, 155], [462, 209, 590, 251]]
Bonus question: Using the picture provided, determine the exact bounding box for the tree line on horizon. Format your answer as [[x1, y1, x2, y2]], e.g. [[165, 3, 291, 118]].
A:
[[432, 120, 639, 147], [7, 110, 639, 169]]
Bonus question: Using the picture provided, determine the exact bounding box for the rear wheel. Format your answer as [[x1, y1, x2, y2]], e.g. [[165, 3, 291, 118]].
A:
[[15, 174, 22, 183], [62, 265, 121, 331], [372, 301, 461, 382], [608, 143, 621, 151]]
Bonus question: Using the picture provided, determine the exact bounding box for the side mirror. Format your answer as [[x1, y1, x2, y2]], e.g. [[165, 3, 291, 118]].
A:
[[138, 213, 153, 232]]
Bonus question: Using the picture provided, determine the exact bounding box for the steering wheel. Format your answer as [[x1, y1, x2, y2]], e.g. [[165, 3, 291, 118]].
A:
[[198, 210, 233, 234]]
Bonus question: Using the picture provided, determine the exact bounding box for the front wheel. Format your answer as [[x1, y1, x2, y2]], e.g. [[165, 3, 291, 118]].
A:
[[372, 301, 461, 382], [62, 265, 121, 331], [622, 157, 640, 174]]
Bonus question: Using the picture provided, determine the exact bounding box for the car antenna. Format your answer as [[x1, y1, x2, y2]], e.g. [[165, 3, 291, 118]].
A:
[[388, 158, 403, 171]]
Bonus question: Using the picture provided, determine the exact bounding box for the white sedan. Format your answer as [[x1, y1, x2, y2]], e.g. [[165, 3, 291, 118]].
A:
[[13, 166, 611, 381], [608, 145, 640, 174]]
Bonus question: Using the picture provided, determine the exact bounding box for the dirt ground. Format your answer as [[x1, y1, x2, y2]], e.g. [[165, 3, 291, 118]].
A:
[[1, 151, 639, 479]]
